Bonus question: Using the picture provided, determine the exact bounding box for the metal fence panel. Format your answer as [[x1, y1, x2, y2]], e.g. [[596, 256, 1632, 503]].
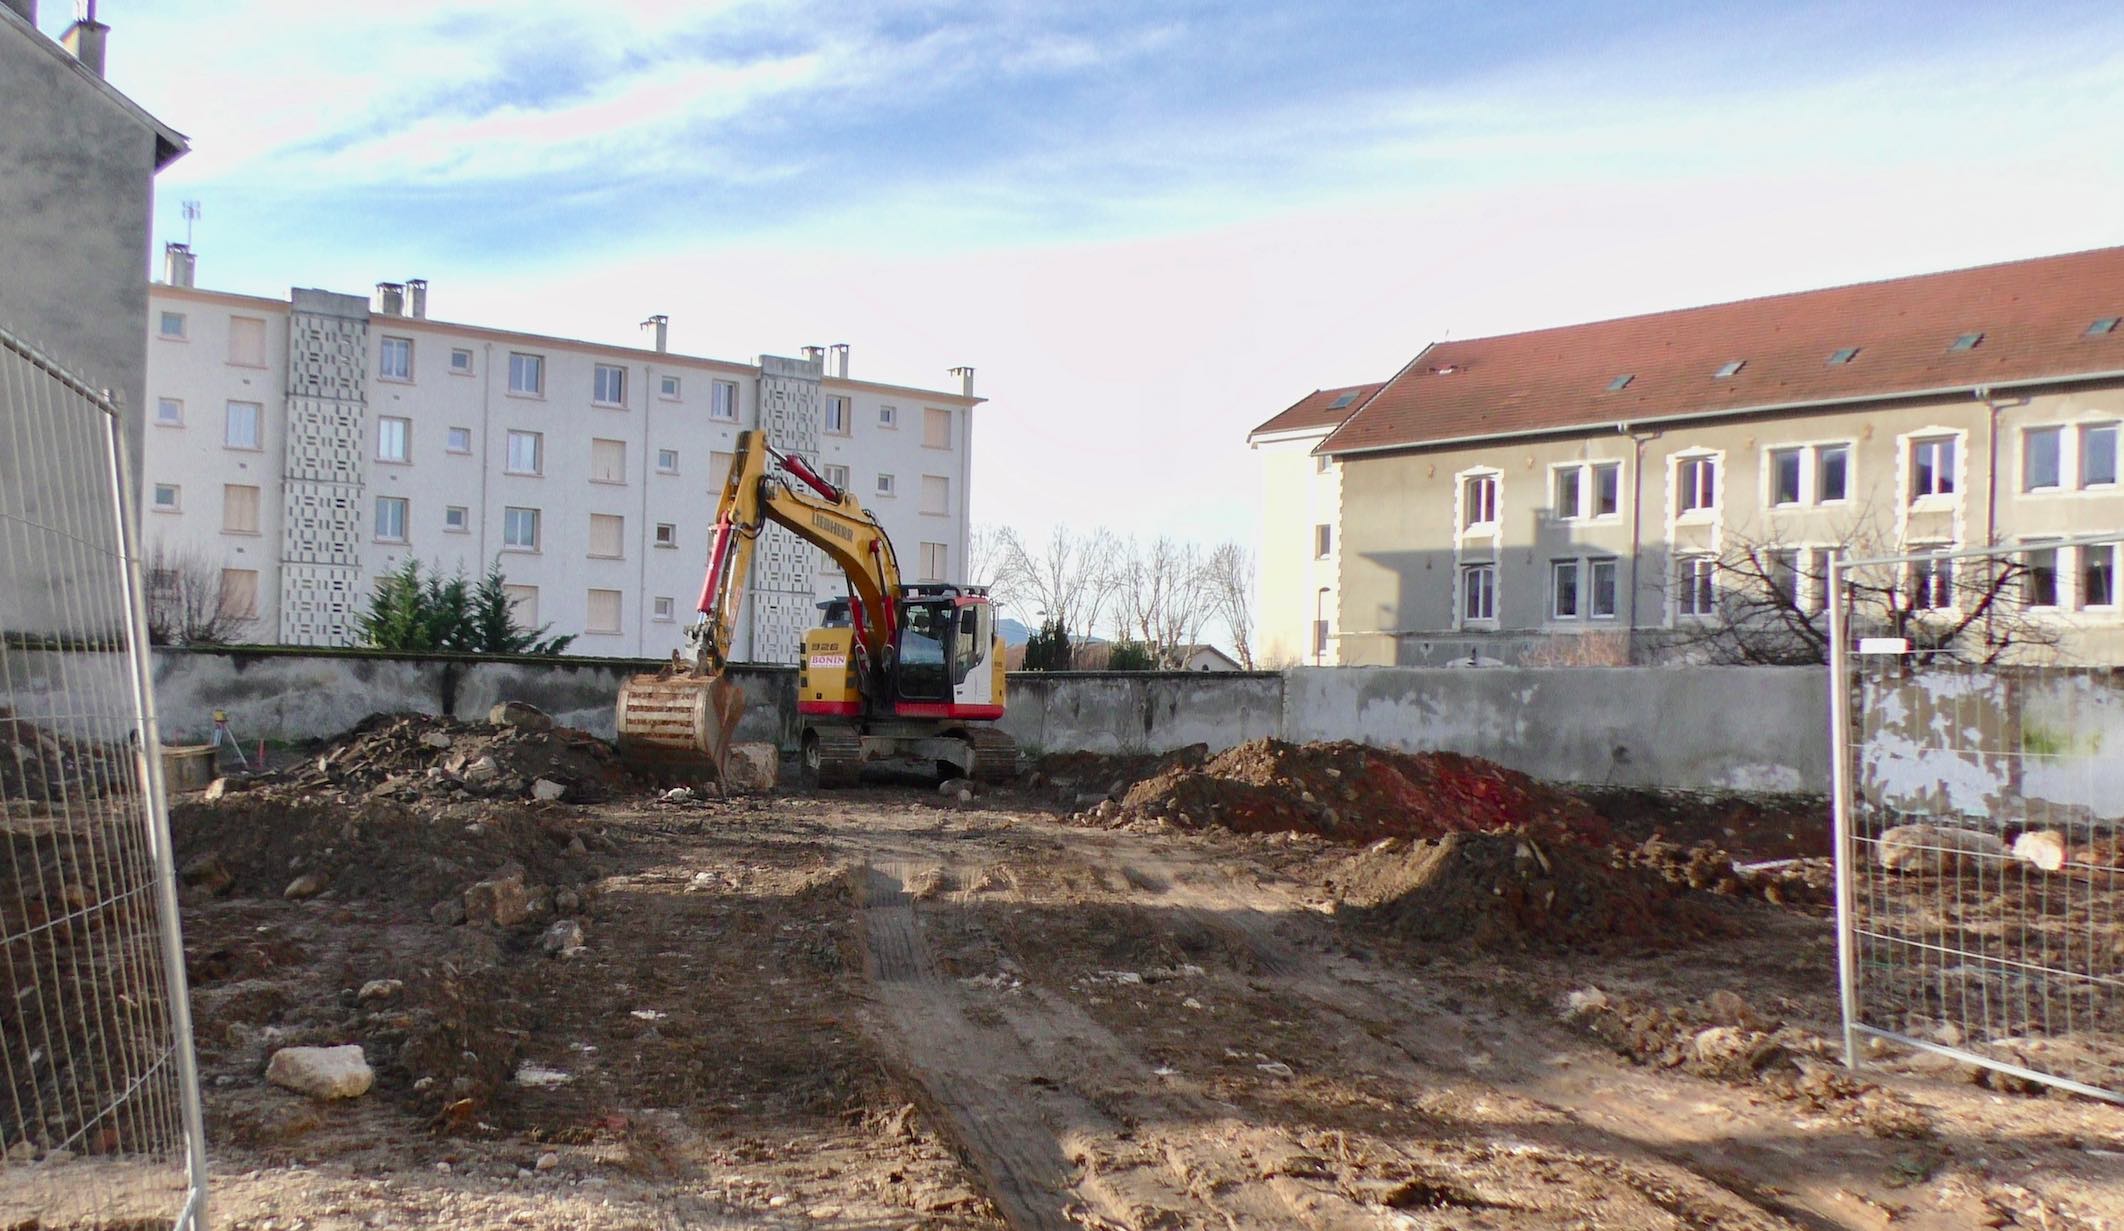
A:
[[0, 328, 209, 1225], [1830, 536, 2124, 1103]]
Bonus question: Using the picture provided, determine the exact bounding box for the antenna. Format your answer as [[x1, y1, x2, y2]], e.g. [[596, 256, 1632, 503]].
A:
[[182, 200, 201, 246]]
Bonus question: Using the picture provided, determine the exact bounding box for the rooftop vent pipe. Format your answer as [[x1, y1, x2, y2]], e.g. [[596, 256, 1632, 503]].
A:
[[800, 345, 825, 368], [829, 343, 849, 379], [374, 282, 405, 316], [62, 1, 106, 77], [642, 315, 669, 353], [162, 242, 196, 288], [951, 366, 975, 397], [405, 278, 427, 319]]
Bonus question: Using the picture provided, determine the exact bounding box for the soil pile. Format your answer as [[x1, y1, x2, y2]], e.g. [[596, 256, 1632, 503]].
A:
[[1109, 739, 1609, 845], [0, 707, 129, 802], [1332, 831, 1734, 950], [268, 710, 633, 805]]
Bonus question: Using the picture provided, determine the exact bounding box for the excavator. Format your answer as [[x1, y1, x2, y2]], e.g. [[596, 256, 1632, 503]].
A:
[[614, 429, 1017, 789]]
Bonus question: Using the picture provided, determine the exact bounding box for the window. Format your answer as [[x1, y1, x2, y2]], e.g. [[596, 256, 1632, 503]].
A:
[[1553, 462, 1620, 519], [1817, 444, 1850, 502], [1950, 332, 1984, 352], [657, 448, 679, 474], [1676, 455, 1717, 514], [219, 569, 259, 620], [147, 568, 179, 601], [377, 416, 410, 463], [1767, 549, 1801, 607], [1827, 347, 1860, 365], [444, 505, 469, 533], [2091, 317, 2122, 336], [1910, 436, 1956, 500], [450, 348, 473, 375], [921, 475, 949, 516], [1769, 448, 1802, 506], [879, 404, 897, 428], [588, 513, 624, 559], [1315, 454, 1333, 475], [374, 495, 408, 542], [228, 316, 266, 366], [709, 451, 737, 483], [586, 589, 622, 635], [1314, 523, 1332, 559], [591, 438, 627, 483], [1551, 559, 1580, 619], [508, 352, 544, 395], [1462, 473, 1498, 529], [822, 463, 849, 490], [659, 374, 681, 399], [2023, 426, 2063, 491], [446, 426, 472, 453], [1554, 467, 1582, 518], [1312, 619, 1330, 659], [155, 397, 183, 426], [2023, 543, 2059, 608], [924, 407, 952, 449], [653, 596, 675, 622], [158, 311, 186, 339], [224, 401, 261, 450], [1591, 462, 1620, 516], [1677, 556, 1716, 616], [505, 430, 543, 475], [1607, 374, 1633, 391], [593, 363, 627, 406], [920, 542, 949, 578], [152, 483, 180, 512], [1460, 564, 1497, 622], [711, 379, 737, 421], [222, 484, 260, 534], [2083, 543, 2118, 608], [876, 473, 896, 498], [1588, 558, 1619, 618], [379, 336, 413, 381], [2082, 423, 2119, 488], [825, 395, 850, 434], [1713, 359, 1745, 378], [502, 506, 541, 550], [654, 522, 676, 548], [504, 584, 538, 626], [1910, 551, 1954, 610]]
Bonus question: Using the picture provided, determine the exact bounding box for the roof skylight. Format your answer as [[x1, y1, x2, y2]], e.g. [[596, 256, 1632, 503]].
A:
[[1607, 374, 1634, 391], [1950, 332, 1984, 351], [2090, 317, 2121, 336], [1713, 360, 1745, 379], [1827, 347, 1860, 365], [1327, 392, 1356, 409]]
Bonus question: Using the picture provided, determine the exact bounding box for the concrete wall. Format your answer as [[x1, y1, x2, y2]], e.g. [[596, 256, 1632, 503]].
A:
[[998, 671, 1285, 757]]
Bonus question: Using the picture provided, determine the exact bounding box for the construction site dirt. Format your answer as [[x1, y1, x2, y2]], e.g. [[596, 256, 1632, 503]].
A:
[[164, 719, 2123, 1231]]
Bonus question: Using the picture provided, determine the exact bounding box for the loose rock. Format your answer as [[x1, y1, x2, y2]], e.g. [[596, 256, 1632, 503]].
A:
[[266, 1045, 374, 1100], [541, 918, 585, 956], [489, 701, 554, 732], [357, 979, 403, 1004], [465, 873, 531, 927], [531, 778, 568, 802], [2011, 829, 2069, 873], [283, 872, 329, 901], [1879, 824, 2006, 874]]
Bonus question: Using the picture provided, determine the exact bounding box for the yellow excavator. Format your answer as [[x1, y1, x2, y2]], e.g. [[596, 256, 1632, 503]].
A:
[[614, 429, 1016, 788]]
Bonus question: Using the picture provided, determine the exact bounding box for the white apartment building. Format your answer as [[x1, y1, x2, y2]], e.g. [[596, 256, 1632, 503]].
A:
[[1247, 383, 1379, 666], [142, 253, 983, 664]]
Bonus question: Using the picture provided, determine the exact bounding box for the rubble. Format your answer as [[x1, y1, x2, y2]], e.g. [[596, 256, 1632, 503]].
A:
[[0, 707, 129, 802], [1879, 823, 2006, 873]]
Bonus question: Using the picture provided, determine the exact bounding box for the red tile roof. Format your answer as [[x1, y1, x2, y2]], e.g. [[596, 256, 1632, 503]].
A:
[[1249, 382, 1386, 438], [1319, 246, 2124, 456]]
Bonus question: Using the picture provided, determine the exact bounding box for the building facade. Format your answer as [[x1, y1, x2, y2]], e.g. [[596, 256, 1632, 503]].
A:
[[1247, 383, 1378, 666], [143, 268, 982, 663], [1254, 247, 2124, 666]]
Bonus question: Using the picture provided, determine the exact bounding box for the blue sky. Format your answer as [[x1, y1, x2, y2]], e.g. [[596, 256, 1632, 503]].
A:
[[57, 0, 2124, 560]]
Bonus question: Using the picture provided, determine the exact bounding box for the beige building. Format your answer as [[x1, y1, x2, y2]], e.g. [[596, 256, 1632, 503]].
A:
[[1254, 246, 2124, 666]]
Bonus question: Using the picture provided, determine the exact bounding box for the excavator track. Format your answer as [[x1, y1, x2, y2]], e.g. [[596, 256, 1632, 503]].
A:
[[803, 724, 863, 788], [962, 726, 1021, 785]]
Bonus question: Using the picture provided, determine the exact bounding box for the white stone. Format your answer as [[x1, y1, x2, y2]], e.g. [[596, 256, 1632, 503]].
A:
[[532, 778, 568, 802], [266, 1045, 373, 1100], [2011, 830, 2069, 873], [1879, 824, 2006, 874]]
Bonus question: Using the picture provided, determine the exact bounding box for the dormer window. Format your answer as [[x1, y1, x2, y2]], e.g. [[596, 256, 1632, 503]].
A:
[[1950, 332, 1984, 352], [1607, 374, 1634, 391], [1713, 360, 1745, 379], [1827, 347, 1860, 365]]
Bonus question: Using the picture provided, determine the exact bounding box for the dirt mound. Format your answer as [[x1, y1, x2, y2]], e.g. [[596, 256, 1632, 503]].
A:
[[1107, 739, 1608, 845], [1332, 830, 1734, 951], [262, 710, 634, 805], [0, 707, 130, 802]]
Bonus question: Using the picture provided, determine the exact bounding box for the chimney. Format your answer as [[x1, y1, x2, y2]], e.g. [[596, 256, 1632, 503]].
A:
[[800, 345, 824, 368], [641, 314, 669, 353], [829, 343, 849, 379], [373, 282, 404, 316], [951, 366, 975, 397], [162, 242, 196, 288], [405, 278, 428, 319], [62, 1, 107, 77], [2, 2, 38, 27]]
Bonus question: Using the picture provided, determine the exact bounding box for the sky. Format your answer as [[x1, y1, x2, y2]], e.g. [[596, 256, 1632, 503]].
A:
[[54, 0, 2124, 557]]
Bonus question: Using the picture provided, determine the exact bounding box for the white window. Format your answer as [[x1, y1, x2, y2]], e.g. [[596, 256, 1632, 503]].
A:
[[379, 336, 413, 382], [151, 483, 180, 512], [593, 363, 627, 406], [504, 584, 538, 626], [444, 505, 469, 533], [228, 316, 266, 367], [920, 541, 948, 578], [446, 426, 472, 454], [1554, 466, 1582, 519], [1676, 454, 1717, 514], [505, 430, 543, 475], [374, 496, 408, 542], [591, 438, 627, 483], [508, 351, 544, 395], [2023, 542, 2060, 608], [502, 506, 540, 550], [1910, 436, 1956, 500], [588, 513, 624, 559], [923, 406, 951, 449], [711, 379, 737, 421], [1910, 551, 1954, 610], [222, 484, 260, 534], [1312, 618, 1330, 659], [2023, 426, 2063, 491], [920, 474, 949, 516], [155, 397, 183, 426], [656, 448, 679, 474], [1767, 549, 1802, 607], [219, 569, 259, 620], [659, 374, 681, 400], [1553, 461, 1620, 519], [449, 347, 473, 375], [1769, 448, 1802, 506], [2082, 423, 2120, 488], [879, 404, 897, 428], [2082, 543, 2118, 609], [876, 472, 896, 498], [1461, 473, 1498, 529], [1817, 444, 1850, 502], [377, 416, 410, 463], [1588, 558, 1619, 618], [1551, 559, 1580, 619], [653, 596, 675, 621], [224, 401, 261, 450], [822, 463, 849, 490], [585, 589, 622, 635], [1314, 523, 1332, 559], [1676, 556, 1717, 617], [1460, 564, 1496, 622], [158, 310, 186, 339], [654, 522, 677, 548], [825, 395, 850, 434]]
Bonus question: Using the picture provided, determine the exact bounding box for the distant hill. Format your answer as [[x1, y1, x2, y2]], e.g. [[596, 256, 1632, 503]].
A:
[[998, 617, 1032, 647]]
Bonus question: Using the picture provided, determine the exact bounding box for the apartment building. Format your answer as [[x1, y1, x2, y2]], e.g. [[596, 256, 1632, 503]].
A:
[[1247, 383, 1380, 666], [1254, 245, 2124, 666], [143, 256, 982, 664]]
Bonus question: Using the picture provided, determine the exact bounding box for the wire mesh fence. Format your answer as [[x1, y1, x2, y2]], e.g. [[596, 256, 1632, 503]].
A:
[[0, 327, 209, 1225], [1829, 535, 2124, 1103]]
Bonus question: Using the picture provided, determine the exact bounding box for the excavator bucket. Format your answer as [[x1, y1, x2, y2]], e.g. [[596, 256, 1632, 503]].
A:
[[614, 666, 750, 787]]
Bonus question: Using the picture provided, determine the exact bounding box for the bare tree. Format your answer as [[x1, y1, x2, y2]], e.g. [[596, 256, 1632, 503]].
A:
[[1202, 542, 1257, 669], [143, 542, 253, 645], [995, 525, 1120, 645], [1110, 536, 1217, 666], [964, 523, 1013, 603]]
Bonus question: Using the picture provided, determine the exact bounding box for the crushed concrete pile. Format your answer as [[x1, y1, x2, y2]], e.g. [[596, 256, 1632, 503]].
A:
[[1099, 739, 1610, 846], [1330, 831, 1735, 951], [242, 707, 631, 807], [1624, 837, 1826, 909], [0, 707, 129, 803]]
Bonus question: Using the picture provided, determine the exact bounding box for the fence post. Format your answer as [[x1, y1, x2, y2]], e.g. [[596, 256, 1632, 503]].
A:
[[1826, 554, 1861, 1069]]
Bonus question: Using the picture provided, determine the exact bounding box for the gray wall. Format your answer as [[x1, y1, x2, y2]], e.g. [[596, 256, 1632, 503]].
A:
[[998, 671, 1285, 757]]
